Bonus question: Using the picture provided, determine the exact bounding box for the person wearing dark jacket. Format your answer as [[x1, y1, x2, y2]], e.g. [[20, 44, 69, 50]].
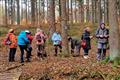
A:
[[81, 27, 93, 59], [68, 37, 81, 56], [95, 23, 109, 61]]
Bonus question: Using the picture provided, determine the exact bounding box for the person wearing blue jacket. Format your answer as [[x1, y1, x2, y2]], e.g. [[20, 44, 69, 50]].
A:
[[18, 31, 30, 63], [51, 30, 62, 56]]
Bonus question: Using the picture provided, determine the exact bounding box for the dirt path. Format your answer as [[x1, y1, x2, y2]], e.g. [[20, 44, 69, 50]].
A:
[[0, 70, 22, 80]]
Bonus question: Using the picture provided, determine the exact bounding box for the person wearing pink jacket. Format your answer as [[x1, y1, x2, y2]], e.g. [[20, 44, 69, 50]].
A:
[[35, 28, 47, 59]]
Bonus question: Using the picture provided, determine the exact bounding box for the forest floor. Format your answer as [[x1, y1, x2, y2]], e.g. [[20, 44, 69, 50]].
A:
[[0, 24, 120, 80]]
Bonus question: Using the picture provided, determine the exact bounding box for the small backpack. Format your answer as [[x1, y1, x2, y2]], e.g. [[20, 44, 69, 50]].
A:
[[36, 34, 43, 42], [4, 36, 11, 45], [81, 40, 86, 48], [81, 34, 87, 48]]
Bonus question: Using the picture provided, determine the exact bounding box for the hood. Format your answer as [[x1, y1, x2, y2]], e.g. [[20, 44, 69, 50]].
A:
[[19, 31, 26, 36]]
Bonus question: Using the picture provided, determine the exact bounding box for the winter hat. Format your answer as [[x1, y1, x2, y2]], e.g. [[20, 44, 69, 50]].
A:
[[36, 28, 42, 32], [100, 23, 105, 27], [8, 29, 14, 33], [25, 30, 31, 34]]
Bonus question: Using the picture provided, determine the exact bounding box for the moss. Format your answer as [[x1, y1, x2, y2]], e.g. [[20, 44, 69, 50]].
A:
[[101, 56, 110, 64], [113, 57, 120, 67]]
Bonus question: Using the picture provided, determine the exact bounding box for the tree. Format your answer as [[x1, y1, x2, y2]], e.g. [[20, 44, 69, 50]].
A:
[[5, 0, 8, 25], [66, 0, 70, 23], [48, 0, 56, 37], [91, 0, 95, 24], [78, 0, 84, 23], [31, 0, 35, 26], [16, 0, 20, 25], [97, 0, 102, 24], [60, 0, 69, 55], [109, 0, 120, 64], [70, 0, 73, 24]]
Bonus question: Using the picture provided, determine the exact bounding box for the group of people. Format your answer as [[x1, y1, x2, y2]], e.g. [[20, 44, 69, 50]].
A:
[[3, 23, 109, 63], [68, 23, 109, 60], [4, 28, 47, 63]]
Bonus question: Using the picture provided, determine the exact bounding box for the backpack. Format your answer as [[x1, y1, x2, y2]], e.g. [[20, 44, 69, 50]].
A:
[[81, 40, 86, 48], [4, 36, 11, 45], [81, 33, 87, 48], [36, 34, 43, 42]]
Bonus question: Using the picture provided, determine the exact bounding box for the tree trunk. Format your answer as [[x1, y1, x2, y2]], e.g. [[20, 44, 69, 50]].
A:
[[78, 0, 84, 23], [5, 0, 8, 25], [97, 0, 102, 24], [66, 0, 69, 23], [109, 0, 120, 62], [91, 0, 95, 24], [59, 0, 61, 17], [16, 0, 20, 25], [48, 0, 56, 37], [105, 0, 109, 24], [25, 0, 28, 24], [11, 0, 13, 25], [95, 0, 97, 23], [74, 0, 77, 23], [60, 0, 69, 55], [31, 0, 35, 26], [86, 0, 90, 22], [70, 0, 73, 24], [42, 0, 45, 23]]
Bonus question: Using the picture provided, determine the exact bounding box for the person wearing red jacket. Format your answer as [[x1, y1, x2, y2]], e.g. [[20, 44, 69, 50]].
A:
[[25, 30, 33, 58]]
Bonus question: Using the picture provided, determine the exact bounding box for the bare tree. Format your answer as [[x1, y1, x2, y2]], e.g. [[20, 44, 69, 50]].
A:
[[31, 0, 35, 26], [16, 0, 20, 25], [109, 0, 120, 63], [48, 0, 56, 37], [60, 0, 69, 55]]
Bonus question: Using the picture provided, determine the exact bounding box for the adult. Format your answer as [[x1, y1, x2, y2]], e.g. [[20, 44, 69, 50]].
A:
[[18, 31, 30, 63], [81, 27, 93, 59], [95, 23, 109, 61], [4, 29, 17, 62], [25, 30, 33, 57], [51, 30, 62, 56], [35, 28, 47, 59], [68, 36, 81, 57]]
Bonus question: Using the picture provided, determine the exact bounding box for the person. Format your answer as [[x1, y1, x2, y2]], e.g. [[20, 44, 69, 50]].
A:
[[18, 31, 30, 63], [95, 23, 109, 61], [25, 30, 33, 58], [51, 30, 62, 56], [35, 28, 47, 59], [68, 36, 81, 57], [81, 27, 93, 59], [4, 29, 17, 62]]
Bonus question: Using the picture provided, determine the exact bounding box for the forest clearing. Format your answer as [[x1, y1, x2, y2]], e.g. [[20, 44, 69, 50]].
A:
[[0, 0, 120, 80]]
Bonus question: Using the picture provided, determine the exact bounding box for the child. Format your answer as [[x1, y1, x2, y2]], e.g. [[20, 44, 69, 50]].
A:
[[51, 30, 62, 56], [81, 27, 93, 59], [4, 29, 17, 62]]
